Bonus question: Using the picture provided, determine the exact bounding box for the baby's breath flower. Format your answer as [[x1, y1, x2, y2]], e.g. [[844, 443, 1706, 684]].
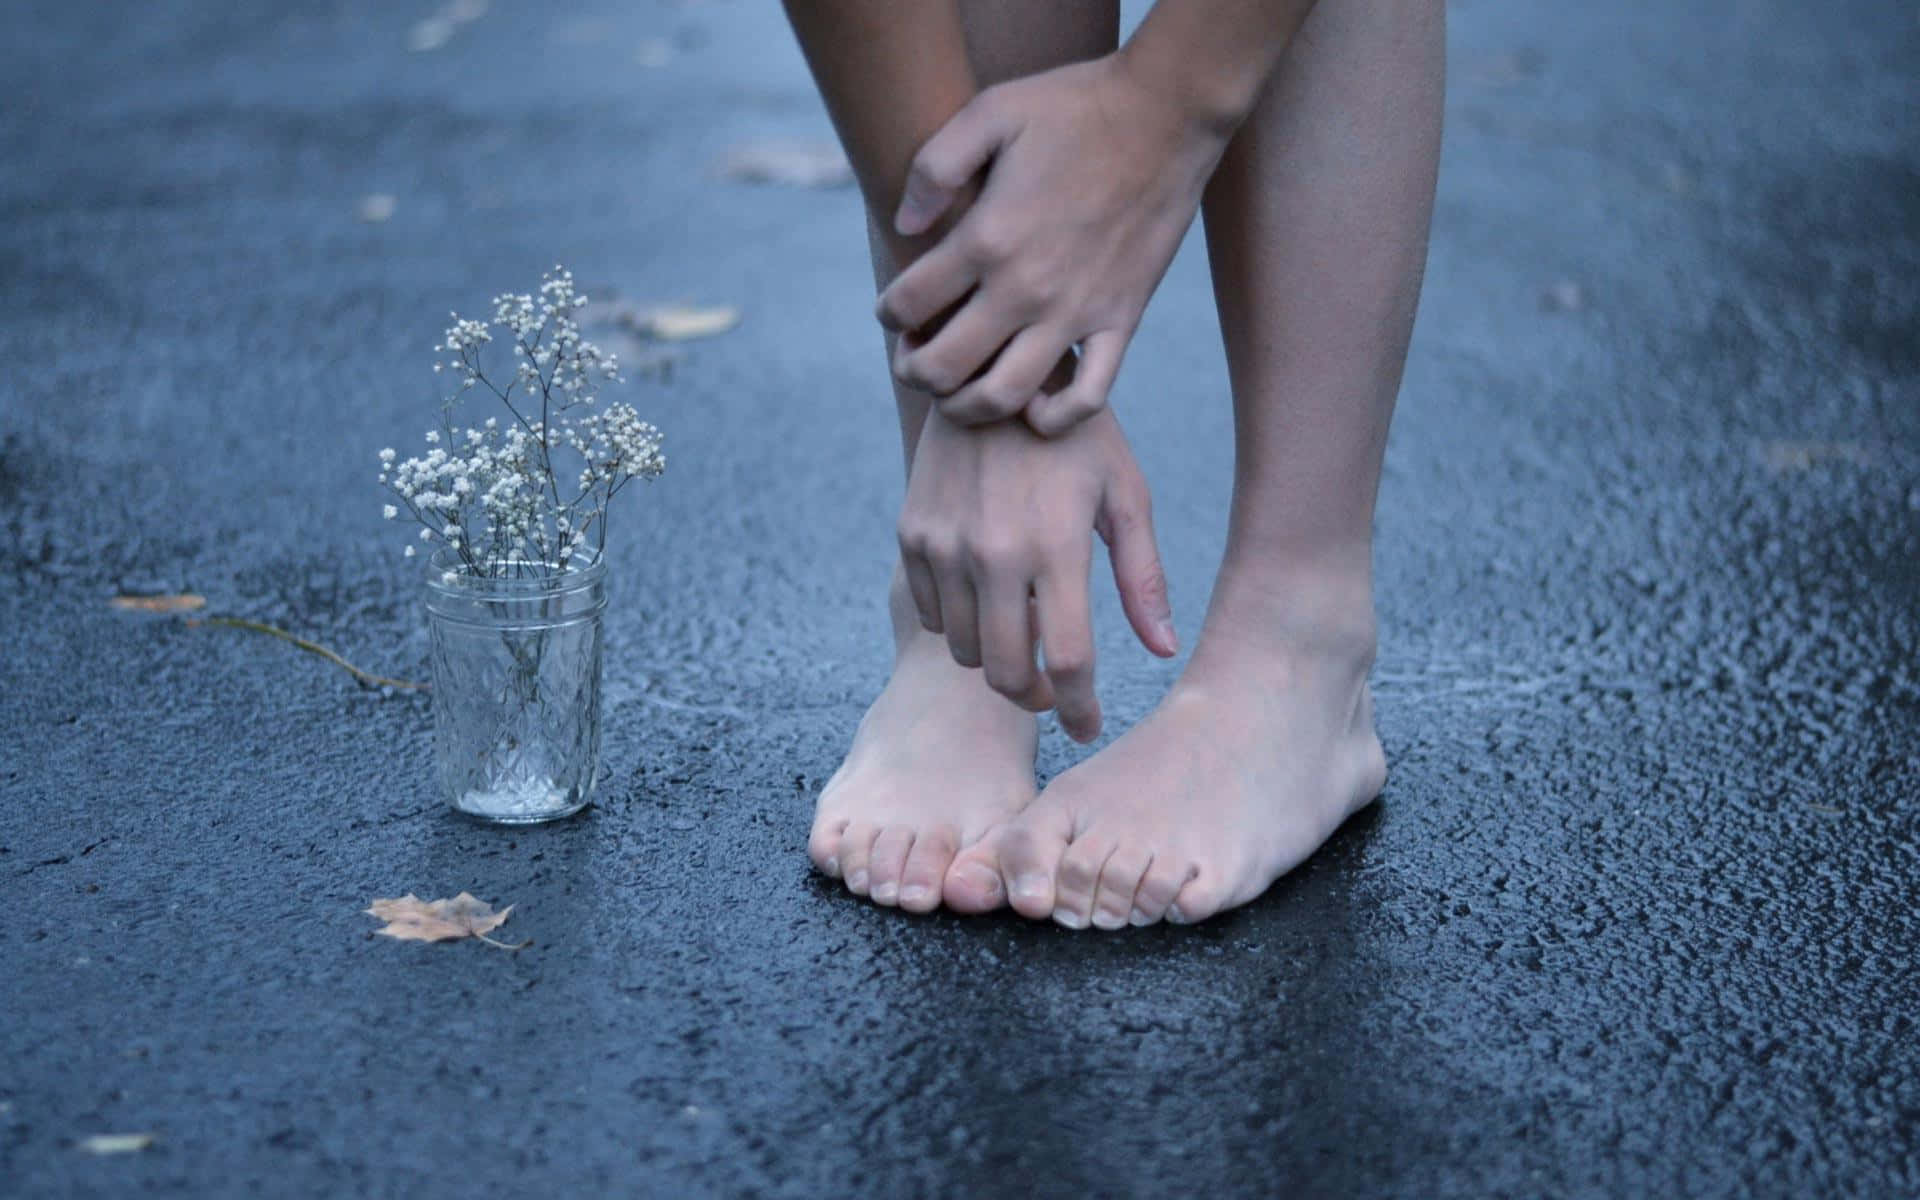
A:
[[381, 265, 667, 577]]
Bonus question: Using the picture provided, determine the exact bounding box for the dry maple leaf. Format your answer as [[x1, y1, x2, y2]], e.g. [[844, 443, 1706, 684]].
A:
[[78, 1133, 155, 1155], [717, 142, 853, 189], [365, 893, 526, 950], [110, 593, 206, 614], [620, 304, 741, 342]]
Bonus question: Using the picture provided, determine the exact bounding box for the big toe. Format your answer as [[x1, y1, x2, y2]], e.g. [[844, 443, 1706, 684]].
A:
[[997, 803, 1075, 921], [942, 834, 1007, 914]]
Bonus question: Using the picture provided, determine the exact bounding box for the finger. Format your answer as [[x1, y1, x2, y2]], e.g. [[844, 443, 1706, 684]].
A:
[[892, 299, 1015, 400], [1025, 328, 1129, 437], [899, 547, 943, 634], [977, 570, 1053, 712], [876, 240, 978, 336], [933, 564, 982, 669], [895, 91, 1019, 237], [1035, 558, 1099, 743], [1097, 471, 1178, 658], [938, 325, 1073, 427]]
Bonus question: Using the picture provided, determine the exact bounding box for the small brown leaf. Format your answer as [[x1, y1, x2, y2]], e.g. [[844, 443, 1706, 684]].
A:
[[111, 593, 206, 614], [717, 142, 853, 189], [358, 193, 398, 223], [79, 1133, 155, 1155], [1759, 440, 1879, 473], [621, 304, 740, 342], [366, 893, 525, 949]]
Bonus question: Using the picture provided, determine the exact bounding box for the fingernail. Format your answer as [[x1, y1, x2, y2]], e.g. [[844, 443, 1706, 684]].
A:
[[899, 884, 932, 907], [1013, 874, 1049, 903], [1129, 907, 1153, 926], [1158, 618, 1179, 654], [846, 869, 868, 893], [1051, 907, 1090, 930]]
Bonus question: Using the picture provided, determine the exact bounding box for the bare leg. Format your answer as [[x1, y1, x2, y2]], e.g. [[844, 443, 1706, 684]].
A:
[[963, 0, 1445, 927], [807, 2, 1120, 913]]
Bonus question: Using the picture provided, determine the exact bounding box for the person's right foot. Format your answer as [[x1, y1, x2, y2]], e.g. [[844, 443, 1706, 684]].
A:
[[807, 571, 1038, 914]]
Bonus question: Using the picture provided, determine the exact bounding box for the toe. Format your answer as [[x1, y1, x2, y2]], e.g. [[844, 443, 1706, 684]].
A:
[[1167, 872, 1228, 926], [1050, 835, 1116, 930], [1130, 857, 1195, 926], [1090, 848, 1152, 930], [943, 833, 1008, 914], [897, 826, 959, 913], [996, 802, 1075, 920], [809, 814, 850, 877], [866, 827, 916, 906], [837, 823, 881, 897]]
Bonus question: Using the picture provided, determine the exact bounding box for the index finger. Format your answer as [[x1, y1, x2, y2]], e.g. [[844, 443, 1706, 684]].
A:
[[1035, 557, 1099, 743]]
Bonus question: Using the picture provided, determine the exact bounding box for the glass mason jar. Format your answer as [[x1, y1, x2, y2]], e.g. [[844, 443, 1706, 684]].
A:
[[423, 548, 606, 824]]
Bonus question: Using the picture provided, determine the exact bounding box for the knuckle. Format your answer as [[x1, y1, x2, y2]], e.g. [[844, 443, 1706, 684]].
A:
[[964, 532, 1027, 573], [1057, 854, 1099, 891], [907, 356, 961, 397], [966, 219, 1016, 265], [1047, 652, 1092, 687]]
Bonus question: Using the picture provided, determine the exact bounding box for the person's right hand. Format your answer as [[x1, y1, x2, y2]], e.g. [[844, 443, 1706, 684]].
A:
[[897, 404, 1178, 743]]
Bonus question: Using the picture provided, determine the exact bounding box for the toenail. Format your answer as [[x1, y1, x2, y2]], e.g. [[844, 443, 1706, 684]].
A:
[[1165, 903, 1189, 925], [954, 863, 1001, 896], [1129, 907, 1152, 926], [1051, 907, 1090, 930], [823, 857, 839, 877], [899, 884, 932, 906], [1013, 875, 1049, 902], [1090, 909, 1128, 931], [872, 880, 899, 903], [846, 869, 869, 892]]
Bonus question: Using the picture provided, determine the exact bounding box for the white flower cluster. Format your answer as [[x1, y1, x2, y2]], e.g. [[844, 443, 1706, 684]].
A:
[[380, 266, 665, 575]]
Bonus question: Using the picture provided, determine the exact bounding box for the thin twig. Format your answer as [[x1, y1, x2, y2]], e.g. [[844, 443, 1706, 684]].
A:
[[192, 616, 429, 691], [474, 932, 531, 952]]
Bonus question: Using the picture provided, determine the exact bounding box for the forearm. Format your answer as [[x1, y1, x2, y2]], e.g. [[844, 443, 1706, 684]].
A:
[[1119, 0, 1319, 135], [781, 1, 979, 261]]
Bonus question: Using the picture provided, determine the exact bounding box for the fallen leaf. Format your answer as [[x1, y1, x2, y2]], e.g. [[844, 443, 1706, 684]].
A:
[[717, 142, 853, 189], [79, 1133, 154, 1155], [621, 304, 740, 342], [110, 593, 206, 614], [366, 892, 525, 949], [358, 193, 398, 223], [1760, 440, 1879, 473]]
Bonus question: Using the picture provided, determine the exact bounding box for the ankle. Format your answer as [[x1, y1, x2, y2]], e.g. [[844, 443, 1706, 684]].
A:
[[1200, 552, 1379, 667]]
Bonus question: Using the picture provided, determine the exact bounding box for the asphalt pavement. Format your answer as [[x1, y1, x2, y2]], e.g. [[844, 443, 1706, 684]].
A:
[[3, 0, 1916, 1195]]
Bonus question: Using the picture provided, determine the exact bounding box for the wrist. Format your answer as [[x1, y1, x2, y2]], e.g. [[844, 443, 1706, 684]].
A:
[[1113, 30, 1262, 140]]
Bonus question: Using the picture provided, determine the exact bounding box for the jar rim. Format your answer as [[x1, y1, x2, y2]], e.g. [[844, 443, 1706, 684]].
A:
[[423, 545, 606, 597]]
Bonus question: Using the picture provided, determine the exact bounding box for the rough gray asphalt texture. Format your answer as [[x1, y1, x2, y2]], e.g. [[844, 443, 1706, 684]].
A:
[[3, 0, 1917, 1195]]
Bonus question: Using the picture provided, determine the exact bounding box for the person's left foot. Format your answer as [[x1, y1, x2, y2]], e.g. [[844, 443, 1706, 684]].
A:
[[946, 569, 1385, 927]]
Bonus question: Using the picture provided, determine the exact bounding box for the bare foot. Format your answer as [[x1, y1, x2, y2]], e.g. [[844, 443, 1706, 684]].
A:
[[948, 568, 1386, 928], [809, 571, 1037, 913]]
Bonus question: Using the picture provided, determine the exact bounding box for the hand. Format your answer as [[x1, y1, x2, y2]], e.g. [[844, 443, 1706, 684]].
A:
[[897, 404, 1178, 743], [878, 53, 1227, 436]]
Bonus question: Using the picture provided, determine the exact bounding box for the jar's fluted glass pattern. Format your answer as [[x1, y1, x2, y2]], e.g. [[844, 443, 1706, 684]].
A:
[[424, 550, 605, 824]]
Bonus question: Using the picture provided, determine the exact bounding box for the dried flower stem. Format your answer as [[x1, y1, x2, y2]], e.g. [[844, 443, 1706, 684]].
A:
[[193, 616, 429, 691]]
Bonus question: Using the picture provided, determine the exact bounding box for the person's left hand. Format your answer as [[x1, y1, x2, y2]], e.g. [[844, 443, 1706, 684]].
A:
[[877, 53, 1229, 436]]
